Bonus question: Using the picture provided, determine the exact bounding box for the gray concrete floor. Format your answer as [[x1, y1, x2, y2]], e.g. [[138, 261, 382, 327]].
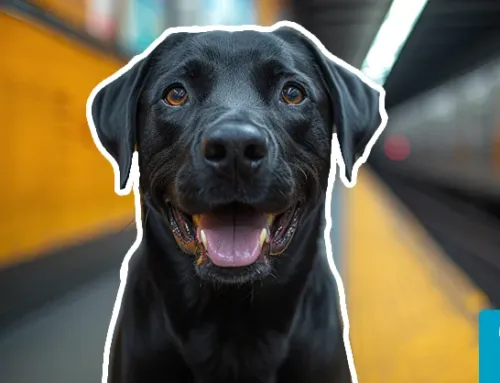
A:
[[0, 270, 120, 383]]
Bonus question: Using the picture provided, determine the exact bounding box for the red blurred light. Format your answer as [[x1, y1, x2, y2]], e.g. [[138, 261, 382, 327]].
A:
[[384, 135, 411, 161]]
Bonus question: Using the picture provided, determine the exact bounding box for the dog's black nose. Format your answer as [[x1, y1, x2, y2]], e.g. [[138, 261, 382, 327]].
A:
[[202, 123, 268, 176]]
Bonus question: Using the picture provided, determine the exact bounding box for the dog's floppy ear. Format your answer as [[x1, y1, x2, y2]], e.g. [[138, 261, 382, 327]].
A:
[[313, 52, 386, 184], [89, 55, 152, 191], [274, 25, 387, 184]]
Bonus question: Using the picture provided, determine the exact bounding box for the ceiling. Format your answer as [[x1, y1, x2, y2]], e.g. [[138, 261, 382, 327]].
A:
[[290, 0, 500, 110], [289, 0, 393, 69], [384, 0, 500, 109]]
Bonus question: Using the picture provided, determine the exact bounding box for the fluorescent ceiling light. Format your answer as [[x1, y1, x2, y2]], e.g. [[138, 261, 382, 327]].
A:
[[361, 0, 429, 85]]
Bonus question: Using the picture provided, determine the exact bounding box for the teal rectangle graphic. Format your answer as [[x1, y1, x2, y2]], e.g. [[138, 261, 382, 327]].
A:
[[479, 310, 500, 382]]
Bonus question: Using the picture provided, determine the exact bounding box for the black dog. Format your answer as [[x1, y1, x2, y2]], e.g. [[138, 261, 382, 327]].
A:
[[91, 23, 384, 383]]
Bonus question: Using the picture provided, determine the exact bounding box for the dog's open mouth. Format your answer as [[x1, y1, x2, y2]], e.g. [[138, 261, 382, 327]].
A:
[[165, 202, 301, 268]]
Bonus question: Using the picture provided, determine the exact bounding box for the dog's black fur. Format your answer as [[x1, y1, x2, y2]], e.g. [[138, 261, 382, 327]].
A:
[[91, 25, 383, 383]]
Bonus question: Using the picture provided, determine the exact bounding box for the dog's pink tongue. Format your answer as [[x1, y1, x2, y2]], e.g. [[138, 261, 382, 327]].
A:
[[197, 213, 267, 267]]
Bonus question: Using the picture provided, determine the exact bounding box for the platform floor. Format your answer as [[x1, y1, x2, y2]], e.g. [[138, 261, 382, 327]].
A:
[[346, 170, 489, 383], [0, 170, 489, 383], [0, 271, 119, 383]]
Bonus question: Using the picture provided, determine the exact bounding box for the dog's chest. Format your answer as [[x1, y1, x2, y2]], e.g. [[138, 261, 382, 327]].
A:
[[180, 319, 288, 382]]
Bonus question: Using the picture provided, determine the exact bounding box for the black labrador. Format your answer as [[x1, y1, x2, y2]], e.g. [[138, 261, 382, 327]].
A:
[[90, 23, 384, 383]]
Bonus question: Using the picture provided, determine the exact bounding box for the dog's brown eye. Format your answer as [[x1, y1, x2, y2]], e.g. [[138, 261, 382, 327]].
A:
[[165, 86, 188, 106], [281, 85, 304, 105]]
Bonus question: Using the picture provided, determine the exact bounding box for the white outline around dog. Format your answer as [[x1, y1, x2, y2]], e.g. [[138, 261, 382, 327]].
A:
[[86, 20, 388, 383]]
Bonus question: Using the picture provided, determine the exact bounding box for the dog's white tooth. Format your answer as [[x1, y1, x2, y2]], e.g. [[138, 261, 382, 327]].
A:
[[200, 230, 208, 249], [259, 228, 268, 246], [267, 214, 274, 225]]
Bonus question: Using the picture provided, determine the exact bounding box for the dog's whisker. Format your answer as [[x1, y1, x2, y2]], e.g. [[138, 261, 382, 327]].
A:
[[268, 271, 279, 282], [290, 162, 309, 182]]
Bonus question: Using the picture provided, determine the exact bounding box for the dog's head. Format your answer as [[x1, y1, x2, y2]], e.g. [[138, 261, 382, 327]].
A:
[[90, 24, 384, 285]]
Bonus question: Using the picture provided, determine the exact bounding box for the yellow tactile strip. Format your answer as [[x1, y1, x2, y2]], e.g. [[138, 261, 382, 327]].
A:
[[345, 169, 488, 383]]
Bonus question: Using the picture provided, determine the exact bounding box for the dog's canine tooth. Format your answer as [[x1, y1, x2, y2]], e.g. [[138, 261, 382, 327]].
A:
[[267, 214, 274, 225], [259, 228, 268, 246], [200, 230, 208, 249]]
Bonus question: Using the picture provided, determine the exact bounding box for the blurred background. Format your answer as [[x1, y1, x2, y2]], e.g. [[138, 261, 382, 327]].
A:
[[1, 0, 499, 382]]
